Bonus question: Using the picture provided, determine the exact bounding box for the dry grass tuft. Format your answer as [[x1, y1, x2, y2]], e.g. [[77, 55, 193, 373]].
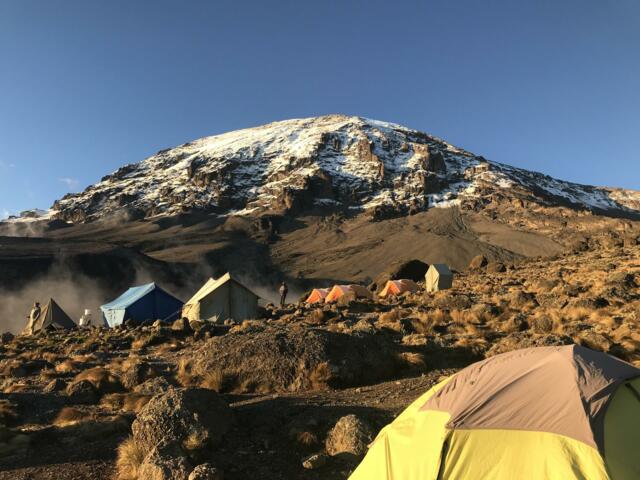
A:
[[200, 369, 234, 393], [412, 309, 447, 334], [397, 351, 426, 370], [74, 367, 122, 393], [309, 362, 334, 390], [116, 436, 146, 480], [0, 399, 17, 425], [54, 407, 91, 427], [182, 429, 209, 451], [101, 393, 151, 413], [176, 358, 196, 387], [294, 430, 319, 447], [55, 360, 82, 375]]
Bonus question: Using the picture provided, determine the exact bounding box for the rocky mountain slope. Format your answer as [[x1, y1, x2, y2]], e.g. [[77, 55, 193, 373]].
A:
[[28, 115, 639, 223]]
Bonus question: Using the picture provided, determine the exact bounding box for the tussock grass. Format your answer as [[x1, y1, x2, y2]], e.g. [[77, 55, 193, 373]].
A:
[[54, 407, 91, 427], [116, 436, 146, 480], [309, 362, 334, 390]]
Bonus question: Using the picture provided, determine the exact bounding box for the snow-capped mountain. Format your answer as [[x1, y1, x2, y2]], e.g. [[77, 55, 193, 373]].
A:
[[40, 115, 640, 223]]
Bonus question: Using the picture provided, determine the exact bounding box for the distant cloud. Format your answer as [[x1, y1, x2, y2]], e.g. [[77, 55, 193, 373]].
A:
[[58, 177, 79, 189], [1, 209, 9, 220], [0, 160, 16, 170]]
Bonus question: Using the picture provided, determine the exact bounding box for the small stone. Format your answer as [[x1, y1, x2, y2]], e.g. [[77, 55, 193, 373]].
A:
[[189, 463, 224, 480], [172, 318, 193, 333], [44, 378, 66, 393], [302, 452, 327, 469]]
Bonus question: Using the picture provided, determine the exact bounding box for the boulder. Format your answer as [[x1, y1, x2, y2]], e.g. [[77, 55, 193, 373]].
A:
[[121, 360, 153, 390], [325, 414, 373, 457], [65, 380, 98, 404], [138, 441, 192, 480], [135, 376, 171, 396], [132, 388, 233, 453], [190, 326, 398, 393]]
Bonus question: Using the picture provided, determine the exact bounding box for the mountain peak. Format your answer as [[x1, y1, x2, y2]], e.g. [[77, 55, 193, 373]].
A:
[[35, 116, 639, 223]]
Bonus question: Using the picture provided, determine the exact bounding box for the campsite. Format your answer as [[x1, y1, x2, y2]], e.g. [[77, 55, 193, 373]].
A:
[[0, 243, 639, 479], [2, 2, 640, 479]]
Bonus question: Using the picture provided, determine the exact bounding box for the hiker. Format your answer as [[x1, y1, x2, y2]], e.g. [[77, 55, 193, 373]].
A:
[[279, 281, 288, 307], [78, 309, 93, 327], [25, 302, 41, 335]]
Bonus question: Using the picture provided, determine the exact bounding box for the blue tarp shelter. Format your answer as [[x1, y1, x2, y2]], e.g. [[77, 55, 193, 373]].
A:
[[100, 283, 184, 327]]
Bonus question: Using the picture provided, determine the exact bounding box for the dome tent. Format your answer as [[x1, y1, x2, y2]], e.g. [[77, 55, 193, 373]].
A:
[[305, 288, 331, 304], [378, 279, 418, 298], [100, 283, 183, 327], [324, 284, 373, 303], [350, 345, 640, 480]]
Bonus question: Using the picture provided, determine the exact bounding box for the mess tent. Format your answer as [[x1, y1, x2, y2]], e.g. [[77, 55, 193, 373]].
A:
[[425, 263, 453, 292], [378, 279, 418, 298], [305, 288, 331, 304], [181, 273, 259, 323], [324, 284, 373, 303], [24, 298, 76, 334], [101, 283, 184, 327], [350, 345, 640, 480]]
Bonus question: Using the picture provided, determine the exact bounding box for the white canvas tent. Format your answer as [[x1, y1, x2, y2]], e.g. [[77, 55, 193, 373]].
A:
[[425, 263, 453, 292], [182, 273, 259, 323]]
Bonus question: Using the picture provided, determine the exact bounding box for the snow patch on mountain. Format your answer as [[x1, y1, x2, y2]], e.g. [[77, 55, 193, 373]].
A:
[[7, 115, 640, 224]]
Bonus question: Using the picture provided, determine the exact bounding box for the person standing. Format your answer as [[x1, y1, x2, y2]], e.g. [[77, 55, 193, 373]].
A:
[[279, 281, 288, 307], [25, 302, 41, 335]]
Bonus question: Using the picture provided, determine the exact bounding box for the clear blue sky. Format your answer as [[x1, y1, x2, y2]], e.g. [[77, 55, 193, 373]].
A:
[[1, 0, 639, 218]]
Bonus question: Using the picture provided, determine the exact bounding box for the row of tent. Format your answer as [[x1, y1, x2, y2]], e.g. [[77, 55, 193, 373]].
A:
[[305, 264, 453, 304], [23, 263, 454, 333], [24, 273, 260, 334]]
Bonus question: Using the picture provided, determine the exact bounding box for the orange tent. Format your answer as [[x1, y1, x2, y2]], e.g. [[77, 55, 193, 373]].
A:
[[325, 284, 373, 303], [305, 288, 331, 304], [378, 279, 418, 298]]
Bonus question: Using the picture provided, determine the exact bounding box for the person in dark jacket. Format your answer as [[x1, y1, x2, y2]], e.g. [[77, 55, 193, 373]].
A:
[[279, 281, 288, 307]]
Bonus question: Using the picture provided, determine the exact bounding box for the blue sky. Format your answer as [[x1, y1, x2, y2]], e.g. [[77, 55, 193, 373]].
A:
[[1, 0, 639, 218]]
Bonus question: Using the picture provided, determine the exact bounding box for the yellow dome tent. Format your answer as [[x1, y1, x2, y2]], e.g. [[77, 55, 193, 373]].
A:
[[350, 345, 640, 480]]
